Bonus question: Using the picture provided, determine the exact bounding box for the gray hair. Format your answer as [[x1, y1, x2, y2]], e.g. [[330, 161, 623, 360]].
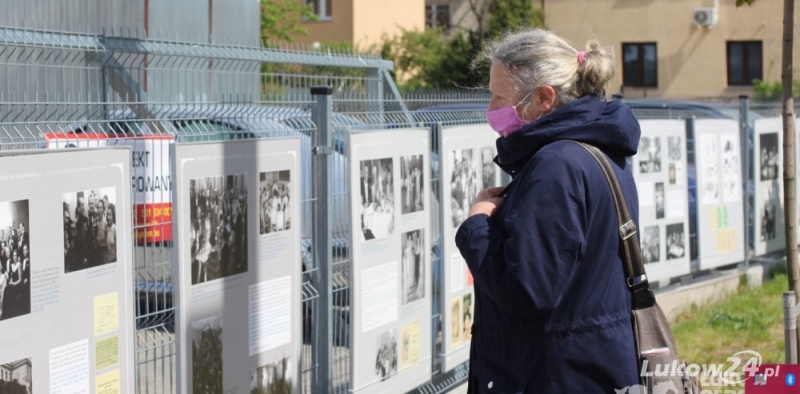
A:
[[476, 28, 616, 107]]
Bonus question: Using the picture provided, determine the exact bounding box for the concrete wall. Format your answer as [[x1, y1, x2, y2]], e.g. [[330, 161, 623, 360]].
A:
[[546, 0, 800, 99], [352, 0, 425, 49]]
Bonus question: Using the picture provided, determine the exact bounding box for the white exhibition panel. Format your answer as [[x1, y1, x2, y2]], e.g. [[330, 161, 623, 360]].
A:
[[438, 124, 499, 373], [348, 128, 432, 394], [754, 117, 785, 255], [632, 120, 692, 281], [172, 138, 303, 394], [694, 119, 746, 269], [0, 147, 135, 394]]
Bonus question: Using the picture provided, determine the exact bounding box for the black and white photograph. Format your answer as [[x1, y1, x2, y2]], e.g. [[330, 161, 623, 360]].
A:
[[260, 171, 291, 235], [641, 225, 660, 264], [63, 188, 117, 273], [666, 223, 685, 260], [668, 136, 682, 161], [669, 163, 677, 185], [192, 314, 223, 394], [462, 293, 473, 342], [250, 357, 292, 394], [481, 147, 497, 190], [400, 155, 424, 215], [760, 133, 779, 181], [374, 329, 398, 382], [190, 175, 249, 285], [451, 149, 481, 227], [761, 202, 777, 241], [401, 229, 424, 305], [639, 136, 661, 173], [0, 356, 32, 394], [699, 135, 720, 204], [359, 158, 395, 241], [722, 135, 740, 202], [0, 200, 30, 322], [655, 183, 665, 220]]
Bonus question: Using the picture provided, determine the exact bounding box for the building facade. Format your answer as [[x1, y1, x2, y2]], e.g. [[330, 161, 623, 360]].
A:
[[546, 0, 800, 99], [0, 358, 32, 394], [294, 0, 425, 50]]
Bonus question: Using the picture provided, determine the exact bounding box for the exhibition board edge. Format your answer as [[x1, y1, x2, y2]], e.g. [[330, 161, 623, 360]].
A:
[[0, 146, 136, 393], [170, 137, 303, 394], [346, 126, 434, 394]]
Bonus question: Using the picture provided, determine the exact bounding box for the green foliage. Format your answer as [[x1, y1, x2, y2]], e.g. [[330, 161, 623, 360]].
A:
[[382, 0, 544, 91], [488, 0, 545, 34], [735, 0, 756, 6], [753, 79, 800, 101], [260, 0, 317, 43]]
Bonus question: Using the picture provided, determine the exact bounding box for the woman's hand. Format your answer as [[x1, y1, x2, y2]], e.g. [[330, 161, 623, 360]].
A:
[[468, 187, 505, 218]]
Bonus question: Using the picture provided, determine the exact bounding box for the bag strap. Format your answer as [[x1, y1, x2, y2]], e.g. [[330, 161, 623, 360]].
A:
[[570, 141, 656, 310]]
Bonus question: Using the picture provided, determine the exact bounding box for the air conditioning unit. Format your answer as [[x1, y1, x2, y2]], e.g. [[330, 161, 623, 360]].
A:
[[693, 7, 718, 27]]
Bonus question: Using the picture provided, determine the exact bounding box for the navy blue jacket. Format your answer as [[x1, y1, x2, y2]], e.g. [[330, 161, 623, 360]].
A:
[[456, 95, 642, 393]]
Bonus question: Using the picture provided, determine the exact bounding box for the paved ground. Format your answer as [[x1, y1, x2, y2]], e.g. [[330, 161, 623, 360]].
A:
[[449, 381, 468, 393]]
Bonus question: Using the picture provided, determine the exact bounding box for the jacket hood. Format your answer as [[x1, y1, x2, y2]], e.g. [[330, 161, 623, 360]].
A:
[[496, 95, 641, 174]]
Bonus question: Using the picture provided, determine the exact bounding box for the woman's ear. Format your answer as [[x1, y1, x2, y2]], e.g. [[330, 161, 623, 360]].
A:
[[537, 85, 556, 113]]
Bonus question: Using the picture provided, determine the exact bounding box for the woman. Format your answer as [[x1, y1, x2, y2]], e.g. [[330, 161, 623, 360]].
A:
[[106, 206, 117, 264], [2, 250, 22, 320], [456, 29, 641, 393]]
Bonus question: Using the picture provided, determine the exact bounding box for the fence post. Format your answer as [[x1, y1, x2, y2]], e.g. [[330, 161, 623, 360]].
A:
[[739, 95, 751, 271], [785, 291, 798, 363], [311, 85, 334, 393]]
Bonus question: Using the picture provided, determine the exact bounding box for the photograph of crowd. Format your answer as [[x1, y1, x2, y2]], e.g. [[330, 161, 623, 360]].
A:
[[250, 357, 292, 394], [400, 155, 424, 215], [374, 329, 398, 382], [639, 136, 661, 173], [761, 202, 777, 241], [655, 183, 665, 220], [359, 158, 394, 241], [481, 147, 497, 190], [760, 133, 779, 181], [401, 229, 424, 305], [462, 293, 472, 342], [450, 297, 461, 347], [641, 225, 660, 264], [668, 136, 682, 161], [192, 314, 223, 394], [260, 171, 291, 235], [63, 188, 117, 273], [0, 200, 30, 322], [666, 223, 685, 260], [450, 149, 481, 228], [0, 356, 32, 394], [190, 175, 248, 285]]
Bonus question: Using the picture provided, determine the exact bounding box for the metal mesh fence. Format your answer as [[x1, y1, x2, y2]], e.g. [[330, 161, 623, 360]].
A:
[[3, 23, 774, 394]]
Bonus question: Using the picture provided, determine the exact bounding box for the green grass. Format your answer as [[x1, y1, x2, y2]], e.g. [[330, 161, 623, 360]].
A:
[[672, 274, 788, 366]]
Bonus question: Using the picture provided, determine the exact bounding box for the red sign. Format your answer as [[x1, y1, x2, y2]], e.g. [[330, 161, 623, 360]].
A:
[[745, 364, 799, 393], [135, 202, 173, 244]]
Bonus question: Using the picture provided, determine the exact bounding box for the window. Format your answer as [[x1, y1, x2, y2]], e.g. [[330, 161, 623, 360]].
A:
[[727, 41, 762, 86], [622, 43, 657, 87], [425, 5, 450, 30], [305, 0, 331, 20]]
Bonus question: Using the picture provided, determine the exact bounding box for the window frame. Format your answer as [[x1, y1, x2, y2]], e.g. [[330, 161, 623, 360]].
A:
[[425, 4, 451, 30], [622, 42, 658, 88], [726, 40, 763, 86], [304, 0, 332, 21]]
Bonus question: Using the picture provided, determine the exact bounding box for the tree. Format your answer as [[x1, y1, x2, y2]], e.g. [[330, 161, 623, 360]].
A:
[[738, 0, 798, 363], [260, 0, 317, 43], [382, 0, 545, 91], [488, 0, 545, 35]]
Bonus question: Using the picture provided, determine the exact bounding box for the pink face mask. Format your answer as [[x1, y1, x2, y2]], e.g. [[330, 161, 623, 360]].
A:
[[486, 92, 538, 138]]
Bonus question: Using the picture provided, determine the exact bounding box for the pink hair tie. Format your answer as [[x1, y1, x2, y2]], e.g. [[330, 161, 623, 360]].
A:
[[577, 51, 587, 66]]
